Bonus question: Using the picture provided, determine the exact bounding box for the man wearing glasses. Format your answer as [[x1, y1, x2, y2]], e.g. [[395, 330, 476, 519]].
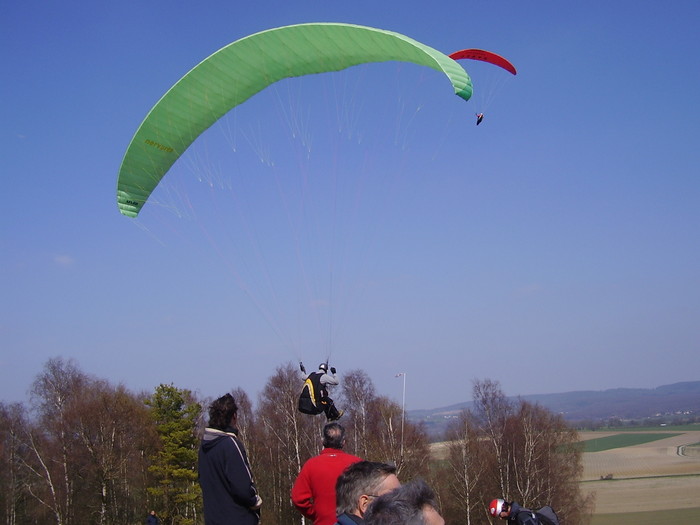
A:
[[335, 461, 401, 525]]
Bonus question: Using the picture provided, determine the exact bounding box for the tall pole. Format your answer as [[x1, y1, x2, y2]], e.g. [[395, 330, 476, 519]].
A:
[[396, 372, 406, 459]]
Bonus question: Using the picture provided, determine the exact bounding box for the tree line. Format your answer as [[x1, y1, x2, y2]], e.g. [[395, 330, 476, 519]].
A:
[[0, 358, 593, 524]]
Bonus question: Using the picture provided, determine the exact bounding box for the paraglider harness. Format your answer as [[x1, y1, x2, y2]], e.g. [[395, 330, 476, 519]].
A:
[[298, 361, 342, 420], [534, 506, 559, 525], [512, 505, 560, 525], [298, 371, 326, 415]]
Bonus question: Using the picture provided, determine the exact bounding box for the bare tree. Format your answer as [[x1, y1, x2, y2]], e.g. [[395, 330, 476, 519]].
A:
[[255, 363, 319, 525], [229, 387, 254, 444], [10, 360, 159, 524], [472, 378, 513, 498], [442, 410, 489, 525], [0, 402, 29, 525], [20, 357, 88, 525], [507, 400, 593, 524], [339, 369, 376, 458], [460, 380, 593, 524], [370, 396, 430, 477], [2, 358, 597, 524], [72, 380, 157, 524], [340, 371, 430, 475]]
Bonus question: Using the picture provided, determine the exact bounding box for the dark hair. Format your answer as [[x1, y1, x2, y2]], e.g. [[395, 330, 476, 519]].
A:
[[364, 479, 438, 525], [336, 461, 397, 515], [208, 393, 238, 430], [322, 422, 345, 449]]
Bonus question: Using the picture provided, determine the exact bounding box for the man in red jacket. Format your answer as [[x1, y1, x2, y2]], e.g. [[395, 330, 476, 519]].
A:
[[291, 422, 361, 525]]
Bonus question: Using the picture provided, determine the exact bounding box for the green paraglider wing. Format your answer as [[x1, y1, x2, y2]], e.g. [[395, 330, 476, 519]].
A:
[[116, 23, 472, 217]]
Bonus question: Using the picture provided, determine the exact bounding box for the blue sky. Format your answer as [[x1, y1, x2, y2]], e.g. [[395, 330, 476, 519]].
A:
[[2, 1, 699, 410]]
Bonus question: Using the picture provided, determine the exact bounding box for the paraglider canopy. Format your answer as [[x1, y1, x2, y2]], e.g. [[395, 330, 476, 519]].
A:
[[449, 49, 517, 75], [116, 22, 473, 218]]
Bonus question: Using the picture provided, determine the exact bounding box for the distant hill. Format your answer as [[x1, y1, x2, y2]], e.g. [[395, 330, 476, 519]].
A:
[[409, 381, 700, 437]]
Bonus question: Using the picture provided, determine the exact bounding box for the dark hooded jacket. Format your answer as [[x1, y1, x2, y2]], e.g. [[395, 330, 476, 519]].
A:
[[507, 502, 540, 525], [198, 427, 260, 525], [335, 512, 364, 525]]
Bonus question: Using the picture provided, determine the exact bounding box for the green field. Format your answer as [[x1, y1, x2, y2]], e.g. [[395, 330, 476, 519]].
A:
[[595, 423, 700, 432], [579, 432, 681, 452], [591, 507, 700, 525]]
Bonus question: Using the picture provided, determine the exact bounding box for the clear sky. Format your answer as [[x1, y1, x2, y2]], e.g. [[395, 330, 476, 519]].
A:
[[2, 1, 699, 410]]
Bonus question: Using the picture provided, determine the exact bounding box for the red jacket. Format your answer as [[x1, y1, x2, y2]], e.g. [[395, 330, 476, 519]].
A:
[[291, 448, 361, 525]]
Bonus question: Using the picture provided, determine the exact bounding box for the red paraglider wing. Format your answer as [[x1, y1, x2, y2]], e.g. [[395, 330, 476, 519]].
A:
[[449, 49, 517, 75]]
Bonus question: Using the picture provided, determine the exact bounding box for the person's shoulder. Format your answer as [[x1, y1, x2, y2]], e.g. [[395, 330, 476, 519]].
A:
[[313, 448, 356, 462], [208, 430, 242, 451], [336, 513, 364, 525], [336, 450, 361, 463], [301, 450, 328, 465]]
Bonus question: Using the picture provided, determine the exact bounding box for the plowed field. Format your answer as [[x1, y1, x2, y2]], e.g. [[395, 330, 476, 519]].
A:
[[580, 430, 700, 513]]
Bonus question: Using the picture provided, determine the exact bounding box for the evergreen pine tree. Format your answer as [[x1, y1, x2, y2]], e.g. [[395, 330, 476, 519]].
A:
[[146, 384, 202, 525]]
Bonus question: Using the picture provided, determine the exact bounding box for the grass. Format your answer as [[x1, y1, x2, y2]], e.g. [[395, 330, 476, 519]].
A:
[[578, 432, 681, 452], [591, 507, 700, 525]]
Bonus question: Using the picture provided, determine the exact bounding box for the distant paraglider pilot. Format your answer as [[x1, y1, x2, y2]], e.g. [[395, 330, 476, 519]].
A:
[[489, 499, 557, 525], [146, 510, 159, 525], [298, 362, 344, 421], [476, 113, 484, 126]]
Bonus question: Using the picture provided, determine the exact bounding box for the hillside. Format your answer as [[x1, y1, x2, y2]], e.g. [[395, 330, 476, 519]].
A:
[[409, 381, 700, 436], [521, 381, 700, 420]]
